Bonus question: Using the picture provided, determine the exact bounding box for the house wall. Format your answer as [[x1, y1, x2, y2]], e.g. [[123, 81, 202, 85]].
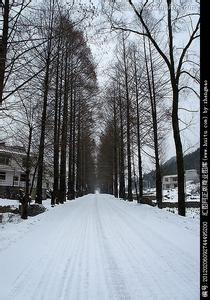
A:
[[0, 146, 53, 199], [162, 169, 199, 191], [0, 162, 37, 198], [0, 168, 49, 200], [162, 175, 178, 190], [0, 169, 13, 186], [0, 168, 35, 187]]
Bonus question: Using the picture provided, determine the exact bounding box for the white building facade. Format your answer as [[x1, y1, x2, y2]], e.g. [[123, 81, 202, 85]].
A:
[[162, 169, 199, 190], [0, 143, 51, 199], [162, 175, 178, 190]]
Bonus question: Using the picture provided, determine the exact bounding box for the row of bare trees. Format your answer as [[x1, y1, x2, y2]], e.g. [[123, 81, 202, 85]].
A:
[[0, 0, 200, 218], [34, 6, 98, 207], [0, 0, 97, 219], [97, 34, 168, 207], [97, 0, 200, 216], [96, 0, 200, 216]]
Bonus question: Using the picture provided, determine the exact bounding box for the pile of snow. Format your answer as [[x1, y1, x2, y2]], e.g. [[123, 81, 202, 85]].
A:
[[163, 189, 178, 202], [163, 185, 200, 202], [0, 199, 19, 208], [164, 207, 200, 219], [0, 213, 22, 224], [144, 182, 200, 203], [185, 181, 200, 200], [0, 199, 20, 228], [0, 198, 52, 208], [0, 199, 53, 252], [0, 198, 52, 228]]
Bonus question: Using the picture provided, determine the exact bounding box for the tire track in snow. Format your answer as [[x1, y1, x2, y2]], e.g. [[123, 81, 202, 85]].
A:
[[36, 199, 92, 300], [0, 194, 199, 300], [60, 197, 110, 300], [101, 201, 176, 299], [96, 197, 157, 299], [109, 197, 199, 278], [6, 227, 67, 300], [101, 196, 199, 300], [6, 200, 86, 300], [59, 203, 90, 300], [95, 197, 132, 300]]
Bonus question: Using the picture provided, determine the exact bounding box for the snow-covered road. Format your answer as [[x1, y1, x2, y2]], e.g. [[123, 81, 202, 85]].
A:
[[0, 194, 199, 300]]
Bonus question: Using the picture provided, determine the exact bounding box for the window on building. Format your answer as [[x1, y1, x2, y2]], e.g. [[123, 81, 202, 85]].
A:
[[0, 156, 10, 165], [165, 178, 169, 182], [13, 176, 19, 181], [166, 184, 170, 189], [172, 177, 177, 182], [0, 172, 6, 180], [20, 173, 26, 181]]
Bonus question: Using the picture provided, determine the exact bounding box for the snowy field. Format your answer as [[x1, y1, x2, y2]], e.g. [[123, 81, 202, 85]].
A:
[[0, 194, 199, 300], [144, 181, 200, 204]]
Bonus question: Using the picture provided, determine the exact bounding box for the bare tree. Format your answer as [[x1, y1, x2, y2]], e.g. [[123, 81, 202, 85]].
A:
[[105, 0, 200, 215], [35, 0, 57, 204], [122, 34, 133, 201]]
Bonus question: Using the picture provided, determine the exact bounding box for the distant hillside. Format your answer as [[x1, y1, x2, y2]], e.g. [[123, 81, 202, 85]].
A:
[[143, 148, 200, 187], [184, 148, 200, 174], [162, 148, 200, 176]]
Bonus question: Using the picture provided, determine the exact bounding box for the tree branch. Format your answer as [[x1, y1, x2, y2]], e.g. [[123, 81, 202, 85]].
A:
[[179, 70, 200, 84], [179, 86, 200, 98], [176, 18, 200, 80], [128, 0, 171, 70]]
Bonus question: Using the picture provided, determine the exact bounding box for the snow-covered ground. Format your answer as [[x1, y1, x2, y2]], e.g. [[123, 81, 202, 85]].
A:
[[0, 199, 52, 252], [163, 188, 200, 202], [0, 198, 52, 209], [0, 194, 199, 300], [144, 181, 200, 203], [164, 207, 200, 219]]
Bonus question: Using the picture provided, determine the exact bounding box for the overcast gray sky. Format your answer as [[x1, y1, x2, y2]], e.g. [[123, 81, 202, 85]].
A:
[[80, 0, 200, 165]]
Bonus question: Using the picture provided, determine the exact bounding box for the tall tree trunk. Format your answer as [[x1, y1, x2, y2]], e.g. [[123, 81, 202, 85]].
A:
[[81, 125, 86, 196], [132, 148, 139, 202], [133, 50, 143, 203], [30, 161, 38, 196], [21, 125, 32, 219], [35, 7, 54, 204], [52, 44, 61, 206], [0, 0, 9, 103], [35, 52, 51, 204], [148, 41, 162, 208], [167, 0, 185, 216], [122, 36, 133, 201], [172, 84, 185, 216], [59, 50, 69, 204], [143, 36, 162, 208], [118, 81, 126, 199], [113, 90, 118, 198], [56, 66, 63, 204], [81, 135, 86, 195], [76, 95, 81, 198], [67, 78, 74, 200], [71, 89, 76, 200]]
